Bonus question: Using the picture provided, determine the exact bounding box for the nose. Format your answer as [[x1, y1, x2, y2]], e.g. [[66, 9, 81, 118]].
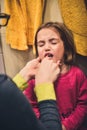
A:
[[44, 43, 51, 51]]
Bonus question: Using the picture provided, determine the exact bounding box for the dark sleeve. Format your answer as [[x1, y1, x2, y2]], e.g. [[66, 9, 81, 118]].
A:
[[38, 100, 62, 130], [0, 74, 62, 130], [0, 74, 46, 130]]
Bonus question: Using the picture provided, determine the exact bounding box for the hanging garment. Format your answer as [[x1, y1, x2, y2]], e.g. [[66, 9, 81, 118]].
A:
[[5, 0, 43, 50], [59, 0, 87, 56]]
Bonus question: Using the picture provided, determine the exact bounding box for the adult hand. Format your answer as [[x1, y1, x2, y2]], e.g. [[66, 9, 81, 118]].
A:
[[35, 57, 61, 85], [19, 57, 41, 81], [62, 125, 66, 130]]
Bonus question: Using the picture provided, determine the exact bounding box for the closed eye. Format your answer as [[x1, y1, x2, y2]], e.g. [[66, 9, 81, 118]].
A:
[[49, 38, 60, 45], [37, 41, 45, 47], [51, 42, 57, 45]]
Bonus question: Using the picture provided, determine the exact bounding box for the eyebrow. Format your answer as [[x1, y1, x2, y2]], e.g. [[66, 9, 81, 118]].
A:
[[37, 40, 45, 44], [37, 38, 59, 44], [49, 38, 59, 42]]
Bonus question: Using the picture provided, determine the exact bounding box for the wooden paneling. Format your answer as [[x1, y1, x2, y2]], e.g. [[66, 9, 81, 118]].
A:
[[0, 53, 5, 73]]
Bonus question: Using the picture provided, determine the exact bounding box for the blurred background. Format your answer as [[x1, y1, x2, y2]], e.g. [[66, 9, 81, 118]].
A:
[[0, 0, 87, 78]]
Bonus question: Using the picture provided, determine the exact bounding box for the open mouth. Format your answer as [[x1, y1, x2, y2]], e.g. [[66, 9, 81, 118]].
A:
[[45, 53, 53, 57], [48, 54, 53, 57]]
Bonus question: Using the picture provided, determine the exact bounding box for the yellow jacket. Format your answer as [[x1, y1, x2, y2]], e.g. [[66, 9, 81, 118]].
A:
[[5, 0, 43, 50], [59, 0, 87, 56]]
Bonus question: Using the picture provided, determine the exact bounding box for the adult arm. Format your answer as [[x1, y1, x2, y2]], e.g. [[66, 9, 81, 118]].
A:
[[35, 57, 62, 130], [13, 57, 41, 91], [35, 83, 62, 130]]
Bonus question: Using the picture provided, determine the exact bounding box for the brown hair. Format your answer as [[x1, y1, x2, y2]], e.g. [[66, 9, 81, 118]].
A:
[[34, 22, 76, 65]]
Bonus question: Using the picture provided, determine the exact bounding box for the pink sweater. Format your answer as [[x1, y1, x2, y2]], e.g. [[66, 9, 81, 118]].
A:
[[23, 66, 87, 130]]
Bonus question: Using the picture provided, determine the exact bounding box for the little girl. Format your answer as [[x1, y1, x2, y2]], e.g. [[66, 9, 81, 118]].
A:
[[14, 22, 87, 130]]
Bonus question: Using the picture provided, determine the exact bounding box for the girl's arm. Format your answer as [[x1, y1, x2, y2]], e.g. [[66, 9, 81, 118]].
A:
[[62, 77, 87, 130]]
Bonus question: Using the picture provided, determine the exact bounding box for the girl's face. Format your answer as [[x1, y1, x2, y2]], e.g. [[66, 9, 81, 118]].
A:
[[37, 28, 64, 63]]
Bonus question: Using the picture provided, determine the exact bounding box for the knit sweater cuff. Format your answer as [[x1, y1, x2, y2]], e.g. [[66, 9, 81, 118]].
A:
[[34, 83, 56, 102], [13, 73, 28, 91]]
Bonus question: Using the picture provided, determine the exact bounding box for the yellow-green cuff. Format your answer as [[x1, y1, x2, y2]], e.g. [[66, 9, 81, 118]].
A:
[[34, 83, 56, 102], [13, 73, 28, 91]]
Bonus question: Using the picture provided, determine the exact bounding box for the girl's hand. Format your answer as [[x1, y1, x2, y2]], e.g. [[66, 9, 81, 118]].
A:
[[19, 57, 41, 81], [35, 57, 61, 85]]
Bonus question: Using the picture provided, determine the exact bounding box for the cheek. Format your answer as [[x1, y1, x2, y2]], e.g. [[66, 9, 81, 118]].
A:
[[37, 48, 43, 58], [54, 47, 64, 60]]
